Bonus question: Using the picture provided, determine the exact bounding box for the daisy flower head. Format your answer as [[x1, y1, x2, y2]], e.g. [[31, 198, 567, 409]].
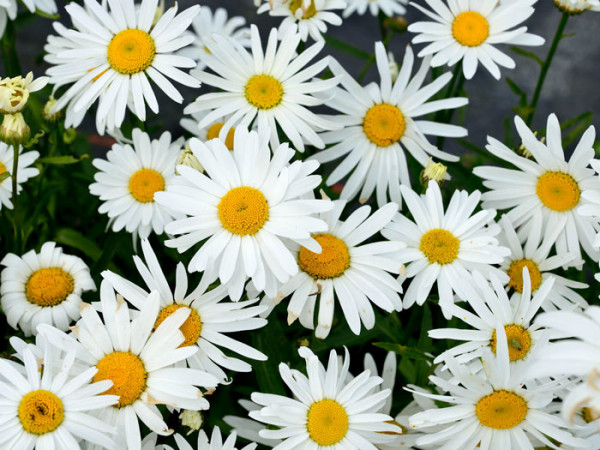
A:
[[89, 128, 185, 240], [313, 43, 467, 206], [408, 0, 545, 80], [343, 0, 407, 17], [474, 114, 600, 264], [0, 72, 49, 114], [250, 346, 402, 449], [180, 110, 243, 151], [0, 142, 39, 210], [155, 127, 333, 301], [166, 427, 257, 450], [1, 241, 95, 336], [554, 0, 600, 13], [44, 0, 200, 134], [184, 24, 339, 153], [102, 239, 268, 384], [382, 180, 510, 318]]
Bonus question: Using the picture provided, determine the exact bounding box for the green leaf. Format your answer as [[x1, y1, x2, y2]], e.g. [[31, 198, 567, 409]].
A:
[[510, 46, 543, 66], [323, 34, 370, 60], [0, 172, 9, 183], [37, 154, 89, 165], [373, 342, 433, 362], [55, 228, 103, 261]]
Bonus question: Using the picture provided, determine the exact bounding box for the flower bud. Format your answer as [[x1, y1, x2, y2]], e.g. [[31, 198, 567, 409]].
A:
[[553, 0, 600, 14], [0, 72, 49, 114], [384, 16, 409, 33], [179, 410, 203, 435], [175, 146, 204, 175], [420, 159, 447, 186], [42, 97, 64, 123], [0, 113, 31, 146]]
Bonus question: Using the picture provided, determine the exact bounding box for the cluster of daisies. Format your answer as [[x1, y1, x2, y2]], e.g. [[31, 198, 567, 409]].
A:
[[1, 0, 600, 448]]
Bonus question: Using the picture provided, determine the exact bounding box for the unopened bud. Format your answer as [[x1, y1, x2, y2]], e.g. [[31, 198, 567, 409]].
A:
[[384, 16, 409, 33], [175, 146, 204, 175], [42, 97, 64, 123], [0, 113, 31, 146], [420, 159, 447, 186], [179, 410, 203, 435], [0, 72, 48, 114]]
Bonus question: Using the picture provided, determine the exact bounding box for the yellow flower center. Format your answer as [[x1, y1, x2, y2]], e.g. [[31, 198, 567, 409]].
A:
[[245, 75, 284, 110], [363, 103, 406, 147], [306, 399, 349, 446], [289, 0, 318, 18], [452, 11, 489, 47], [490, 325, 532, 362], [0, 161, 6, 175], [18, 390, 64, 435], [93, 352, 147, 407], [128, 169, 165, 203], [107, 29, 156, 75], [206, 122, 235, 150], [507, 259, 542, 293], [154, 304, 202, 347], [536, 172, 581, 212], [298, 234, 350, 280], [217, 186, 269, 235], [25, 268, 74, 307], [583, 407, 600, 423], [475, 390, 528, 429], [419, 229, 460, 265]]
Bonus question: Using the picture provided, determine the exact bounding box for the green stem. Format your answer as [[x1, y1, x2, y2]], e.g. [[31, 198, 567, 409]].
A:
[[11, 144, 21, 252], [1, 21, 22, 76], [526, 12, 569, 126]]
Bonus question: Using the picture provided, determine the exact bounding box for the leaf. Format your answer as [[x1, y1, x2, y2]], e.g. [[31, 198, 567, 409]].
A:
[[55, 228, 103, 261], [373, 342, 433, 362], [0, 172, 9, 183], [37, 155, 89, 165], [323, 34, 370, 60], [510, 46, 543, 66]]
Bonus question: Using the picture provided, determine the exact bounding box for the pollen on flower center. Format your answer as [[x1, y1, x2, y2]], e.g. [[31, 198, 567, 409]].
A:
[[536, 171, 581, 212], [128, 169, 165, 203], [0, 161, 7, 175], [25, 268, 74, 307], [289, 0, 318, 19], [452, 11, 489, 47], [490, 324, 532, 362], [18, 390, 64, 435], [218, 186, 270, 235], [207, 122, 235, 150], [306, 399, 349, 446], [419, 229, 460, 265], [93, 351, 147, 407], [154, 304, 202, 347], [245, 75, 284, 110], [475, 390, 528, 429], [107, 29, 156, 75], [298, 234, 350, 280], [363, 103, 406, 147], [507, 259, 542, 293]]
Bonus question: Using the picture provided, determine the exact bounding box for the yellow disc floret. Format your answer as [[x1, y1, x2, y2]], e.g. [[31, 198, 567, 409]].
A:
[[245, 75, 284, 110], [93, 352, 147, 407], [154, 304, 202, 347], [363, 103, 406, 147], [507, 259, 542, 293], [25, 268, 74, 307], [0, 161, 7, 175], [419, 229, 460, 265], [536, 171, 581, 212], [128, 169, 165, 203], [475, 390, 528, 429], [306, 399, 349, 446], [298, 234, 350, 280], [18, 390, 64, 435], [289, 0, 317, 19], [218, 186, 269, 235], [452, 11, 489, 47], [490, 324, 532, 362], [107, 29, 156, 75], [207, 122, 236, 150]]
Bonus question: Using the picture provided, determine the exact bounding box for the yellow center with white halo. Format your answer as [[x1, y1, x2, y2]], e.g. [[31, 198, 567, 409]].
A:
[[298, 234, 351, 280], [107, 29, 156, 75], [536, 172, 581, 212], [207, 122, 236, 150], [363, 104, 406, 147], [245, 75, 284, 110], [490, 324, 532, 362], [507, 259, 542, 293], [154, 304, 202, 347], [218, 187, 270, 235], [25, 268, 75, 307], [128, 169, 165, 203], [306, 399, 349, 446], [452, 12, 489, 47], [419, 229, 460, 265], [289, 0, 317, 19], [475, 390, 528, 429], [93, 352, 147, 407], [18, 390, 64, 435]]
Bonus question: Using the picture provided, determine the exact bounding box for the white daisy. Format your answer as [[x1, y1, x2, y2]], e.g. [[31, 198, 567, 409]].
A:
[[579, 159, 600, 247], [0, 241, 96, 336], [0, 142, 39, 210], [0, 72, 49, 114], [554, 0, 600, 13], [313, 43, 467, 206], [474, 114, 600, 263], [343, 0, 407, 17], [408, 0, 545, 79], [382, 180, 510, 317], [184, 24, 339, 153], [89, 128, 185, 240], [165, 427, 257, 450], [224, 399, 283, 448], [180, 110, 242, 151], [0, 0, 16, 39], [44, 0, 200, 133], [38, 280, 220, 450], [102, 238, 268, 384], [155, 127, 333, 300]]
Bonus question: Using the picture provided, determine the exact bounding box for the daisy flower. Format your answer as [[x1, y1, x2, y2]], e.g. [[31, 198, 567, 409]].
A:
[[180, 110, 241, 151], [1, 241, 95, 336], [0, 142, 39, 210], [474, 114, 600, 264], [0, 72, 49, 114], [250, 346, 401, 449], [166, 427, 257, 450], [155, 127, 333, 300], [38, 280, 220, 450], [408, 0, 545, 79], [313, 43, 467, 206], [343, 0, 407, 17], [579, 159, 600, 246], [184, 24, 339, 153], [89, 128, 185, 240], [554, 0, 600, 13], [382, 181, 510, 317], [44, 0, 200, 133], [102, 239, 268, 384]]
